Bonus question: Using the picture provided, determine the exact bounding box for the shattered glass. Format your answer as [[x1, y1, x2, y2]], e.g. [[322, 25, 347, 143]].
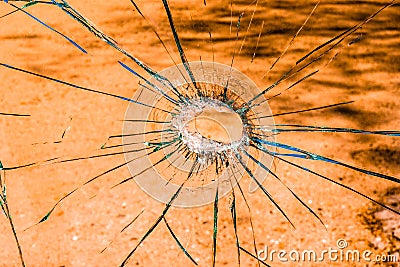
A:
[[0, 0, 399, 266]]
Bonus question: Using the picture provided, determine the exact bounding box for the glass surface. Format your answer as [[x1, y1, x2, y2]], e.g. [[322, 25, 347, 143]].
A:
[[0, 1, 399, 266]]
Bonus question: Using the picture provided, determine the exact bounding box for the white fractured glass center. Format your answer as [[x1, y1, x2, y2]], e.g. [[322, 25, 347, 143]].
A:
[[172, 98, 246, 159]]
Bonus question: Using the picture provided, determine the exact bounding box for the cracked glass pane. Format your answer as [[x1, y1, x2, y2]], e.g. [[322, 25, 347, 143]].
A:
[[0, 0, 399, 266]]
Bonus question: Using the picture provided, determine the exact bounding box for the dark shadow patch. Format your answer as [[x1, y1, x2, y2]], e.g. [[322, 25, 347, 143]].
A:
[[330, 106, 384, 128], [351, 145, 400, 170], [304, 78, 354, 91], [1, 34, 41, 40]]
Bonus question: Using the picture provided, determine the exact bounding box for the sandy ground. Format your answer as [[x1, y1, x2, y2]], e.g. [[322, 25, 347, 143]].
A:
[[0, 0, 399, 266]]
